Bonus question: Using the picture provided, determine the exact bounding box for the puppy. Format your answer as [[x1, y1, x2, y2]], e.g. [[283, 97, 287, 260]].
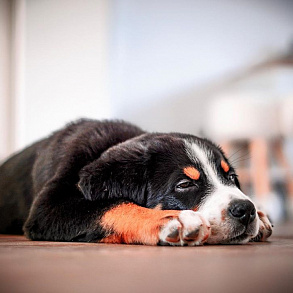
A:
[[0, 119, 272, 245]]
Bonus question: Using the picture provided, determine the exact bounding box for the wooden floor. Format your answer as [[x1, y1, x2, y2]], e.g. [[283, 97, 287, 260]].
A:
[[1, 222, 293, 293]]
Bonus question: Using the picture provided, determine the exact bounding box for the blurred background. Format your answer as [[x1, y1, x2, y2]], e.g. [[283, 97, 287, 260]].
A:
[[0, 0, 293, 222]]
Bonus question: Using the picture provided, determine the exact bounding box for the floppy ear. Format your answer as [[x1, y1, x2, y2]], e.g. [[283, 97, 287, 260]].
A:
[[78, 145, 149, 205]]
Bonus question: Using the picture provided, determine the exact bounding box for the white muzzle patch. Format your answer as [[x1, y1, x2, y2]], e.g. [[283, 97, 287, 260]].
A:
[[185, 140, 260, 244]]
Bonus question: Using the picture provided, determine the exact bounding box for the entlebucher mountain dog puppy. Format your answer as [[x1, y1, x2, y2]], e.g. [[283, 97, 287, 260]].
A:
[[0, 119, 272, 245]]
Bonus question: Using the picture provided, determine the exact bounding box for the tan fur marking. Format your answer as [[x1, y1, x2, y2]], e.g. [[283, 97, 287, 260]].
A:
[[100, 203, 180, 245], [221, 160, 230, 172], [183, 167, 200, 180], [154, 203, 163, 210]]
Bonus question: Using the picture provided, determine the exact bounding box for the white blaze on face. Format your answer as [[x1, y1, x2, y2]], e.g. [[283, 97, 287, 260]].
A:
[[184, 140, 259, 243]]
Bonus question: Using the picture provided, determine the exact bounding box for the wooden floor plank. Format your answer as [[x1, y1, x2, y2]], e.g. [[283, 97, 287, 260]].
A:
[[0, 222, 293, 293]]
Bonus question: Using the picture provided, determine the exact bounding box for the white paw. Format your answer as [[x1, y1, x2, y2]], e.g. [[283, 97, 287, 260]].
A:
[[250, 211, 273, 242], [159, 210, 211, 246]]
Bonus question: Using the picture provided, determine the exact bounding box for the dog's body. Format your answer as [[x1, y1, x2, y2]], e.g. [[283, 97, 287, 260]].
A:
[[0, 119, 272, 245]]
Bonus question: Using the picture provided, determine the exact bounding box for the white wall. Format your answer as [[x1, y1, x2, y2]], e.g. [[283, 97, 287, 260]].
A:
[[110, 0, 293, 133], [2, 0, 293, 158], [0, 0, 12, 160], [23, 0, 110, 148]]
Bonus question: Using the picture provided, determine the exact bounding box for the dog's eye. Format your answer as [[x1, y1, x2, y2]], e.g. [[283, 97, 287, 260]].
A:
[[176, 180, 196, 191], [229, 173, 237, 182]]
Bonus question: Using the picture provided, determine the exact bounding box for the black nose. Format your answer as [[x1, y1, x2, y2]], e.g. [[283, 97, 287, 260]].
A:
[[228, 199, 256, 227]]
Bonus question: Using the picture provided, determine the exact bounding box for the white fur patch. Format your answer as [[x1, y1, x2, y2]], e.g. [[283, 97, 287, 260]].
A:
[[159, 210, 211, 246], [184, 140, 260, 243]]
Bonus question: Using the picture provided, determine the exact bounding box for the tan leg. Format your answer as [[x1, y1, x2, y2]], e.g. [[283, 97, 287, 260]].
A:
[[273, 139, 293, 220], [249, 139, 271, 201], [273, 139, 293, 199]]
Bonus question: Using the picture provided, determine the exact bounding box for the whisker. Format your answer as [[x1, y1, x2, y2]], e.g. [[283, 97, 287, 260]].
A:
[[231, 157, 251, 165], [230, 153, 251, 165], [230, 151, 250, 161], [228, 148, 243, 160]]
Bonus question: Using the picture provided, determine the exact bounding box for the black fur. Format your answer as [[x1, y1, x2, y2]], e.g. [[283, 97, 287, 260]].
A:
[[0, 119, 235, 242]]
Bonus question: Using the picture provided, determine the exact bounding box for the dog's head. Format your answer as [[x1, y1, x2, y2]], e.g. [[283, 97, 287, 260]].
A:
[[78, 133, 260, 244]]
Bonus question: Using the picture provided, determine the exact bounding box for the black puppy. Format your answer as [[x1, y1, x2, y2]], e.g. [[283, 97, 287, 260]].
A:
[[0, 119, 272, 245]]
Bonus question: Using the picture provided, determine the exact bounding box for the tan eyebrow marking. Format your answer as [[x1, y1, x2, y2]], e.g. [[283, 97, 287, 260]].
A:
[[221, 160, 230, 172], [183, 167, 200, 180]]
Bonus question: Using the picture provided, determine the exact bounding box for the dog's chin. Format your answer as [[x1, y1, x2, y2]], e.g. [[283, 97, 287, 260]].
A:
[[207, 221, 259, 245], [221, 232, 252, 244], [207, 231, 251, 245]]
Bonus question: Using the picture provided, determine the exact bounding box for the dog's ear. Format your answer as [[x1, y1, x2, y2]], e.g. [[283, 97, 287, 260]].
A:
[[78, 144, 149, 204]]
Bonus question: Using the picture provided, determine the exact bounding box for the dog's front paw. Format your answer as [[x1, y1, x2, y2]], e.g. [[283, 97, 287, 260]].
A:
[[159, 210, 211, 246], [250, 211, 273, 242]]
